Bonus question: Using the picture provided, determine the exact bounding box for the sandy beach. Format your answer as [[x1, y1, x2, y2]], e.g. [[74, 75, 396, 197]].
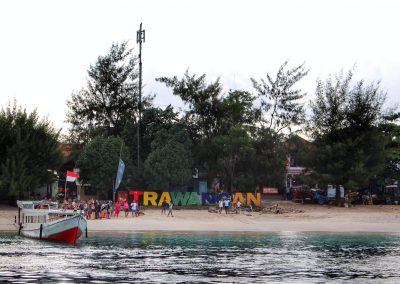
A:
[[2, 201, 400, 233]]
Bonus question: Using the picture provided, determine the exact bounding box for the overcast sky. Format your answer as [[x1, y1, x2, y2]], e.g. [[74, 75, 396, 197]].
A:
[[1, 0, 399, 133]]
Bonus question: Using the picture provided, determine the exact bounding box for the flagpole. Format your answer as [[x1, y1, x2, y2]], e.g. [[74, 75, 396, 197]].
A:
[[64, 178, 67, 203], [114, 141, 123, 205]]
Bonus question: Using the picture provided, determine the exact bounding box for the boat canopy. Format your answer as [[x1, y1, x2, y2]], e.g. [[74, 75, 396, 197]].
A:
[[17, 200, 59, 210]]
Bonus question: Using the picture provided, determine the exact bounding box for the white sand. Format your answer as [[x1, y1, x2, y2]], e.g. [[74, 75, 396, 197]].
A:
[[2, 202, 400, 233]]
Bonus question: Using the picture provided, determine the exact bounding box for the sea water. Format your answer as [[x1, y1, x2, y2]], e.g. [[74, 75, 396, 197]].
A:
[[1, 231, 400, 283]]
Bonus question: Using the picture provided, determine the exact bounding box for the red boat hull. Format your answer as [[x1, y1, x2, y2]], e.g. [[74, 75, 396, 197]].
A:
[[45, 227, 83, 245]]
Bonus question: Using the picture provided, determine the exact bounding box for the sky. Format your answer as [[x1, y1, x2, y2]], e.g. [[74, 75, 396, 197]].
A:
[[1, 0, 399, 134]]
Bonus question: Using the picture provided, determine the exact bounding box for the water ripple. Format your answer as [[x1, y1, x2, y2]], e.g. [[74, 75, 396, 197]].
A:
[[1, 232, 400, 283]]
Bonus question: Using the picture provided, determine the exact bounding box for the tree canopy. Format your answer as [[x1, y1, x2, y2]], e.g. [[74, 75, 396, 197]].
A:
[[144, 125, 193, 190], [66, 41, 152, 143], [0, 102, 64, 200], [307, 70, 388, 189], [77, 136, 131, 199]]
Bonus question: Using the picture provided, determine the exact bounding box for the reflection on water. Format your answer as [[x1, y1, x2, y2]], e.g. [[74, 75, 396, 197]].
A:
[[1, 232, 400, 283]]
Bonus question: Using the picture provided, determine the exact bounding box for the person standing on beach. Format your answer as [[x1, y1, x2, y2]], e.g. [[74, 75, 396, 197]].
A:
[[161, 200, 167, 215], [218, 199, 224, 214], [115, 201, 121, 218], [132, 201, 139, 217], [236, 200, 241, 214], [167, 201, 174, 217], [223, 198, 230, 214], [130, 201, 135, 217], [124, 200, 129, 217]]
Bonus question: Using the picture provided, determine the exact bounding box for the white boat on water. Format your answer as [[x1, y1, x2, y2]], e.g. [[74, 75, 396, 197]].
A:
[[16, 200, 87, 245]]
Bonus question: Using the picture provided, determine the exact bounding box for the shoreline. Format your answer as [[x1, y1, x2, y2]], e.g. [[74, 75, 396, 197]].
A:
[[2, 201, 400, 233]]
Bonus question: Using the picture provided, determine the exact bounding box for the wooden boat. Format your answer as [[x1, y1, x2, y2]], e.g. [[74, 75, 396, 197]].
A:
[[16, 200, 87, 245]]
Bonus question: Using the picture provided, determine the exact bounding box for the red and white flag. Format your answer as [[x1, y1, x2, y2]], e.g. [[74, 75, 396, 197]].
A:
[[66, 171, 80, 182]]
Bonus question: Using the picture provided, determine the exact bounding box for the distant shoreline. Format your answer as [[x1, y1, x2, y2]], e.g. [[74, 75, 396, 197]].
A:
[[2, 202, 400, 233]]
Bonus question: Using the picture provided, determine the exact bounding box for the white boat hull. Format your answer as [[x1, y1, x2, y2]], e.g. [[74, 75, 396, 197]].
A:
[[20, 214, 87, 244]]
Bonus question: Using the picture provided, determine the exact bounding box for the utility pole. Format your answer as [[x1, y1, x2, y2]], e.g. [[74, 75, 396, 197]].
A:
[[136, 23, 145, 167]]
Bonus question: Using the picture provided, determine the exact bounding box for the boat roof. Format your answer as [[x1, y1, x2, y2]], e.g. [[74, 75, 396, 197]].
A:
[[17, 200, 58, 209]]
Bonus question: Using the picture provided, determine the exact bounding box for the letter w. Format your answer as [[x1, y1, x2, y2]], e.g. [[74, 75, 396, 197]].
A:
[[170, 192, 191, 206]]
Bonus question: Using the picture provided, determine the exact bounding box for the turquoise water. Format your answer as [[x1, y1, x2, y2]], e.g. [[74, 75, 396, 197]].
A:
[[1, 232, 400, 283]]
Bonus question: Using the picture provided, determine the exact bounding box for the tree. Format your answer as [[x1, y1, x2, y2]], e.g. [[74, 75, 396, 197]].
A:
[[121, 105, 179, 167], [144, 125, 193, 191], [251, 128, 286, 189], [251, 61, 309, 133], [212, 126, 255, 192], [77, 136, 130, 199], [156, 70, 223, 142], [0, 102, 64, 200], [66, 42, 152, 143], [156, 71, 224, 184], [308, 70, 387, 191], [379, 112, 400, 183], [219, 90, 260, 134]]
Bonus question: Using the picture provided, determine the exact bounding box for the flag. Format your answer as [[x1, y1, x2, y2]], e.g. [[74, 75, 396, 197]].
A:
[[114, 159, 125, 193], [66, 170, 80, 182]]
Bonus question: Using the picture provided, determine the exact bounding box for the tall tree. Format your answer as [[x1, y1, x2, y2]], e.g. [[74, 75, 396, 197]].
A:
[[156, 71, 223, 142], [144, 125, 193, 191], [251, 61, 309, 133], [121, 105, 179, 166], [0, 102, 63, 200], [379, 112, 400, 183], [66, 42, 152, 143], [77, 136, 130, 199], [219, 90, 260, 134], [156, 71, 224, 183], [251, 128, 286, 189], [308, 70, 387, 191], [212, 126, 255, 192]]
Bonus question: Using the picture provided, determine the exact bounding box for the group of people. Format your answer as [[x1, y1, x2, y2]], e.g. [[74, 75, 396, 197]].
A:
[[161, 200, 174, 217], [62, 198, 144, 220], [60, 198, 176, 219], [218, 198, 242, 214]]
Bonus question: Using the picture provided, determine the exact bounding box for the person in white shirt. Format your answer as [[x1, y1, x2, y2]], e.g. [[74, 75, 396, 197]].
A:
[[223, 198, 230, 214], [218, 199, 224, 214], [167, 201, 174, 217], [236, 200, 241, 214]]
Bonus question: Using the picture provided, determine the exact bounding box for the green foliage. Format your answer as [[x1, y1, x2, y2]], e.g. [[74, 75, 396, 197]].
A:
[[251, 61, 309, 133], [144, 125, 193, 190], [0, 102, 63, 200], [66, 41, 152, 143], [156, 70, 223, 141], [251, 128, 286, 188], [121, 105, 179, 165], [219, 90, 260, 134], [212, 126, 255, 191], [308, 69, 387, 190], [379, 112, 400, 182], [78, 136, 130, 198]]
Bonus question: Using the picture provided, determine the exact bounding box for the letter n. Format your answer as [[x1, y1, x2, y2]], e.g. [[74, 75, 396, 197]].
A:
[[246, 193, 261, 207]]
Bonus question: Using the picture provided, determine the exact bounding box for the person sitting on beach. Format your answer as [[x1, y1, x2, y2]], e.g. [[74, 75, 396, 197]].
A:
[[274, 203, 280, 214], [218, 199, 224, 214], [167, 201, 174, 217]]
